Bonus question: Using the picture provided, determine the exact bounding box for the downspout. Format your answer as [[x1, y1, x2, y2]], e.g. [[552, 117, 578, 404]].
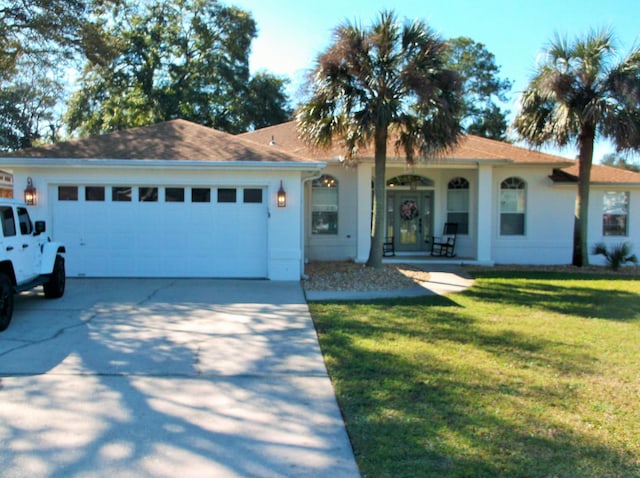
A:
[[300, 170, 325, 280]]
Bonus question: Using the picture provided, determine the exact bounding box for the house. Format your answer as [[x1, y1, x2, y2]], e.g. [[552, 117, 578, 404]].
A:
[[1, 119, 639, 280], [0, 120, 325, 280], [240, 121, 640, 267]]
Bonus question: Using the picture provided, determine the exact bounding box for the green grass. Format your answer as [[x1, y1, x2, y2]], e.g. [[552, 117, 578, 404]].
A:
[[309, 271, 640, 478]]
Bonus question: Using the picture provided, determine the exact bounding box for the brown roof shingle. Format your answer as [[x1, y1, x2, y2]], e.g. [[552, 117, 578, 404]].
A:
[[559, 163, 640, 185], [5, 119, 314, 163], [239, 121, 571, 165], [242, 121, 640, 185]]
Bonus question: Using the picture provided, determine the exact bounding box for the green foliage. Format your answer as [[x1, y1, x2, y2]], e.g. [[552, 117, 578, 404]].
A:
[[445, 37, 513, 141], [513, 29, 640, 267], [297, 10, 463, 268], [0, 59, 64, 151], [592, 241, 638, 270], [65, 0, 291, 136], [310, 273, 640, 477], [0, 0, 110, 150], [0, 0, 90, 73], [600, 152, 640, 172]]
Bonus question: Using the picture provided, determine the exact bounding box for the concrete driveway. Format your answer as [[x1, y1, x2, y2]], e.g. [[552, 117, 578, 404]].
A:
[[0, 279, 360, 478]]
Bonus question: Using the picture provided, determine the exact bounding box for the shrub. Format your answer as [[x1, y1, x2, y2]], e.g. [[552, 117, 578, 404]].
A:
[[592, 241, 638, 270]]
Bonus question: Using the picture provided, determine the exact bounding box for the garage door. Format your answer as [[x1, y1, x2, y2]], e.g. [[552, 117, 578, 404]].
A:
[[51, 185, 268, 278]]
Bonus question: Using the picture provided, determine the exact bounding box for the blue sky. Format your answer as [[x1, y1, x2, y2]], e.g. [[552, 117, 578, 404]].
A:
[[229, 0, 639, 161]]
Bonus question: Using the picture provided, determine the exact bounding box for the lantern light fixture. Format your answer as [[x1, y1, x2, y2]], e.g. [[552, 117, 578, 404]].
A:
[[277, 180, 286, 207], [24, 177, 37, 205]]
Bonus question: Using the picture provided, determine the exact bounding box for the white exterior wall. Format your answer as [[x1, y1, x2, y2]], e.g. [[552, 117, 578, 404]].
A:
[[491, 167, 575, 264], [9, 165, 306, 280], [304, 163, 359, 262], [587, 186, 640, 266]]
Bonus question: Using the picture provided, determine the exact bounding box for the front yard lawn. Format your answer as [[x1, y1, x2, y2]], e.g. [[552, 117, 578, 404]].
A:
[[309, 271, 640, 477]]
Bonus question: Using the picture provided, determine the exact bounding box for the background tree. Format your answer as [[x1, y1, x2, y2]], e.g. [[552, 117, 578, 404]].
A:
[[0, 0, 121, 150], [297, 11, 463, 268], [66, 0, 291, 136], [0, 60, 64, 151], [445, 37, 512, 141], [513, 29, 640, 266], [600, 152, 640, 172]]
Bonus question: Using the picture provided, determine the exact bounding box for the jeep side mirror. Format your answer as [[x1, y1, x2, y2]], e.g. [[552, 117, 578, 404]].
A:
[[35, 221, 46, 235]]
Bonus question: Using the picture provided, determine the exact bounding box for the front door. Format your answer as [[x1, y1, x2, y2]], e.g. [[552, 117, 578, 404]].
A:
[[386, 191, 434, 253]]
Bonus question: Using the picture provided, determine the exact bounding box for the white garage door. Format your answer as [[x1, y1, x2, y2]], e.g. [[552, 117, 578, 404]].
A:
[[51, 185, 268, 278]]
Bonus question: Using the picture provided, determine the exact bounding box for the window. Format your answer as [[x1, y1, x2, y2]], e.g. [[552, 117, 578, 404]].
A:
[[217, 188, 236, 203], [447, 177, 469, 234], [500, 177, 526, 235], [312, 175, 338, 235], [0, 206, 16, 237], [387, 175, 434, 188], [139, 187, 158, 202], [166, 188, 185, 202], [243, 188, 263, 203], [58, 186, 78, 201], [17, 207, 32, 235], [192, 188, 210, 203], [86, 186, 105, 201], [112, 187, 132, 202], [603, 191, 629, 236]]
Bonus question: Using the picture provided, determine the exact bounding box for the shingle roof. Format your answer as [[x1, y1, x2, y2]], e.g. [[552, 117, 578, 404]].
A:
[[241, 121, 640, 185], [4, 119, 314, 163], [239, 121, 571, 165], [558, 163, 640, 185]]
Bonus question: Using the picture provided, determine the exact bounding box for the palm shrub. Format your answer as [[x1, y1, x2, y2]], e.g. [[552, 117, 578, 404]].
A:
[[592, 241, 638, 270]]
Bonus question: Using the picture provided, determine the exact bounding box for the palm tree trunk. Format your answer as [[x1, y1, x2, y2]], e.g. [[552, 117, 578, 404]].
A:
[[572, 124, 595, 267], [366, 126, 388, 269]]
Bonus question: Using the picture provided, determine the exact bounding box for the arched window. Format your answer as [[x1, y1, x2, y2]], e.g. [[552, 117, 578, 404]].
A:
[[386, 175, 434, 188], [500, 177, 526, 235], [311, 175, 338, 235], [447, 177, 469, 234]]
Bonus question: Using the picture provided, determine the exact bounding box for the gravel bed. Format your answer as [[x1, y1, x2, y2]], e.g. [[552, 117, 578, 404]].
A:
[[302, 261, 430, 292]]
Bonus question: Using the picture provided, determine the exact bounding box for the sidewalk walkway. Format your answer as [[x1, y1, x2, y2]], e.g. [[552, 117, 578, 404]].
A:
[[304, 265, 474, 301]]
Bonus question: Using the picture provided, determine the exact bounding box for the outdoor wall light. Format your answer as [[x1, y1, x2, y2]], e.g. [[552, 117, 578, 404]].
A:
[[277, 180, 286, 207], [24, 177, 37, 205]]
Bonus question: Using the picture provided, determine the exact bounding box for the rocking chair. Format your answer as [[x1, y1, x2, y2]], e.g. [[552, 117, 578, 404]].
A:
[[431, 222, 458, 257]]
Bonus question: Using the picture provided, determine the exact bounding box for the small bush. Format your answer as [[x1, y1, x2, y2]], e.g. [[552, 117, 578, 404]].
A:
[[592, 241, 638, 270]]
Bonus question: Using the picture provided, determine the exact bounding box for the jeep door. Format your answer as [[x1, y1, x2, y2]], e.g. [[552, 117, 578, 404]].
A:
[[16, 207, 41, 282], [0, 206, 39, 284]]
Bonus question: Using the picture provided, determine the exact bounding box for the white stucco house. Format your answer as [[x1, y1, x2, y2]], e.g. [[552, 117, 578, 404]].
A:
[[2, 119, 639, 280]]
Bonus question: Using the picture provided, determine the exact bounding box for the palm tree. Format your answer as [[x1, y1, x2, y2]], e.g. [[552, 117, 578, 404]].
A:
[[514, 29, 640, 266], [297, 11, 463, 268]]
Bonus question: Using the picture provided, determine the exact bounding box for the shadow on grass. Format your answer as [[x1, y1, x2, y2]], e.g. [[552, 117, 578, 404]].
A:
[[466, 271, 640, 321], [311, 291, 640, 477]]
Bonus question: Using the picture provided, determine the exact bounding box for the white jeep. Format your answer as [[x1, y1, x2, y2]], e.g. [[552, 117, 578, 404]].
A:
[[0, 200, 66, 331]]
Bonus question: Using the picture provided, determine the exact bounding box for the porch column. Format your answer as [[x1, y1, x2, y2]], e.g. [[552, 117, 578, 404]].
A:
[[355, 163, 372, 263], [476, 164, 494, 265]]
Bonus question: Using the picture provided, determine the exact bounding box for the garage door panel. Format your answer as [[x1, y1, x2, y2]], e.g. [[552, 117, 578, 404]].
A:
[[52, 185, 268, 278]]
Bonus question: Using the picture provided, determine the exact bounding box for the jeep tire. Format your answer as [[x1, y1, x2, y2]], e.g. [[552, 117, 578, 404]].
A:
[[0, 274, 14, 332], [43, 255, 66, 299]]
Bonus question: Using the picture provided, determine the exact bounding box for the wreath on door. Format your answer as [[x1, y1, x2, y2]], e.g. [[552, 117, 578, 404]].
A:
[[400, 200, 419, 220]]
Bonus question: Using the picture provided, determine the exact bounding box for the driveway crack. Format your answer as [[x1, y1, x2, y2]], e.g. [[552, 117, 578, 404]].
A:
[[0, 309, 100, 359]]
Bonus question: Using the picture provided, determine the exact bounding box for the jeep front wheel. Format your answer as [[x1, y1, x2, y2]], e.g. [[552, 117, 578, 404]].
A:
[[43, 255, 65, 299], [0, 274, 14, 331]]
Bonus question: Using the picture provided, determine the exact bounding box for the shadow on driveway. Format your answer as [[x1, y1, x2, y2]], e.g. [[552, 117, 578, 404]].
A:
[[0, 279, 359, 478]]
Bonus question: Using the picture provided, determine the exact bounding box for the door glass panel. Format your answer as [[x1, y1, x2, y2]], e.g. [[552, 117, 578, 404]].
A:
[[386, 196, 394, 239], [399, 198, 419, 246], [422, 192, 433, 244]]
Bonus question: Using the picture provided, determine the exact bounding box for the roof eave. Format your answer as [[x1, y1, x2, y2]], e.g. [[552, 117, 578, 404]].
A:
[[0, 157, 326, 172]]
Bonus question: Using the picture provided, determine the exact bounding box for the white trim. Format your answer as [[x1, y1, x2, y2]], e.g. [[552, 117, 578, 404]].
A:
[[0, 157, 326, 172]]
